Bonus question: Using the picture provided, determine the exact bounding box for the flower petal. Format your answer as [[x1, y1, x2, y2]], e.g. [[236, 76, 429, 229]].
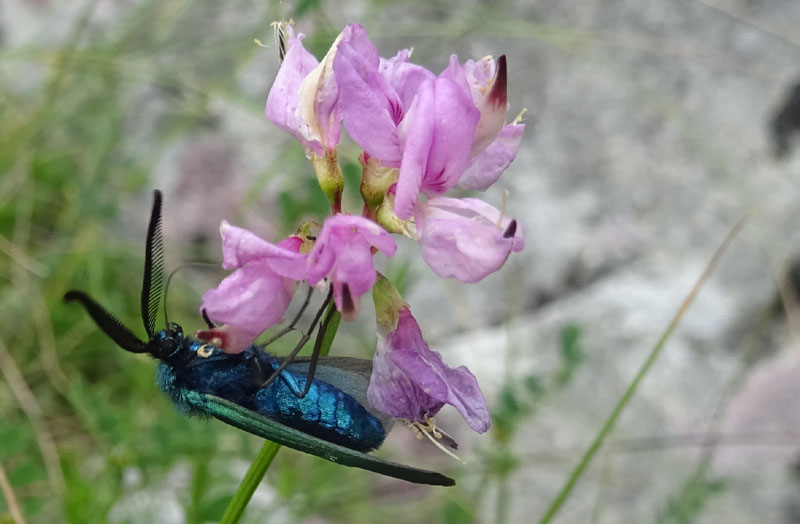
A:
[[219, 221, 307, 280], [468, 55, 508, 156], [340, 23, 380, 62], [335, 36, 404, 165], [463, 56, 496, 93], [332, 280, 361, 321], [295, 44, 341, 151], [420, 78, 480, 194], [293, 24, 370, 152], [306, 215, 396, 317], [441, 55, 511, 157], [194, 324, 254, 354], [415, 197, 524, 282], [438, 54, 471, 96], [369, 343, 445, 422], [380, 52, 435, 110], [394, 80, 435, 219], [367, 308, 490, 432], [265, 26, 322, 153], [329, 215, 398, 256], [328, 233, 376, 297], [201, 264, 295, 347], [457, 122, 525, 191], [395, 77, 480, 219]]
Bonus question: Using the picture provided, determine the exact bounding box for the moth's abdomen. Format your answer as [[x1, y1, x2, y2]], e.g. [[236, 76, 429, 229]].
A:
[[254, 371, 387, 452]]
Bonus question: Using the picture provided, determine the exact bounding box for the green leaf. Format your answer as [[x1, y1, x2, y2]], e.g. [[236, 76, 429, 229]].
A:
[[555, 323, 585, 386], [8, 460, 45, 487], [0, 425, 30, 462]]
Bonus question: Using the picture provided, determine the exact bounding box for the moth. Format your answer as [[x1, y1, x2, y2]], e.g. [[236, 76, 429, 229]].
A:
[[65, 190, 454, 486]]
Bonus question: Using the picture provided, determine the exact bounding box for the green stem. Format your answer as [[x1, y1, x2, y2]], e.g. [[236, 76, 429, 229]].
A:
[[319, 307, 342, 355], [218, 441, 280, 524], [537, 219, 744, 524], [219, 304, 342, 523]]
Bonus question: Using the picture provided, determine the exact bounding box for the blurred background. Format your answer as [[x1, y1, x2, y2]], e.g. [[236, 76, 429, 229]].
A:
[[2, 0, 800, 522]]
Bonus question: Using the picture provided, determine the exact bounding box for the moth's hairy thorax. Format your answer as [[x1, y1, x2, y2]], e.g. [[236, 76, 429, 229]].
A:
[[154, 333, 262, 414], [156, 362, 202, 416]]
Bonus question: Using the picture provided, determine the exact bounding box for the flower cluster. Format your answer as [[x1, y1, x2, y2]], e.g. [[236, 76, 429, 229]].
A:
[[200, 23, 525, 436]]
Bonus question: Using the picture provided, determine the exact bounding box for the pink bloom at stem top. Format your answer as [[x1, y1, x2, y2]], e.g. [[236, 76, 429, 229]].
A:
[[334, 26, 523, 220], [198, 221, 308, 353], [334, 29, 481, 220]]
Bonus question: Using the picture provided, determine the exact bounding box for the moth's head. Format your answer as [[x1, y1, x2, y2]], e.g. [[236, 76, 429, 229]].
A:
[[145, 323, 236, 368], [147, 322, 186, 361]]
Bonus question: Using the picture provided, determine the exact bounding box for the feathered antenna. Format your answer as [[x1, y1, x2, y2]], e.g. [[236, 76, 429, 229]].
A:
[[141, 190, 165, 337], [64, 291, 148, 353]]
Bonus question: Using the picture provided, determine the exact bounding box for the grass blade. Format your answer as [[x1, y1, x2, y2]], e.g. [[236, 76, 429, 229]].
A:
[[537, 218, 745, 524]]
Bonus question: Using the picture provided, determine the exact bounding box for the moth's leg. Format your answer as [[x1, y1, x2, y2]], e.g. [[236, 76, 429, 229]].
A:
[[266, 359, 306, 397], [201, 308, 216, 329], [259, 286, 314, 348], [273, 287, 339, 399], [259, 288, 333, 392], [297, 297, 339, 398], [250, 350, 270, 384]]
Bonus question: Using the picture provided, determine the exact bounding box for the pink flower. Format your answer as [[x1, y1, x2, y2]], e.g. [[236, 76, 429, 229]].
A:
[[266, 24, 366, 155], [307, 215, 397, 319], [334, 32, 480, 220], [393, 77, 480, 219], [440, 54, 525, 191], [367, 307, 490, 433], [265, 25, 326, 154], [414, 197, 524, 283], [440, 55, 510, 157], [199, 221, 308, 353], [334, 37, 435, 166]]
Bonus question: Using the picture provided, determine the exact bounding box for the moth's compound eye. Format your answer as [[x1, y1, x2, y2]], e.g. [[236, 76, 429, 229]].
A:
[[197, 344, 214, 358]]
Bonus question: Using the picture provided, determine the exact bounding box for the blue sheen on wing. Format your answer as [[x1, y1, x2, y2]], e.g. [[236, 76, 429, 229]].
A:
[[253, 366, 386, 452]]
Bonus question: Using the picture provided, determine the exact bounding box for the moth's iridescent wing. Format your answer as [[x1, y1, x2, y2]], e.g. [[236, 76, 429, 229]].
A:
[[183, 389, 455, 486]]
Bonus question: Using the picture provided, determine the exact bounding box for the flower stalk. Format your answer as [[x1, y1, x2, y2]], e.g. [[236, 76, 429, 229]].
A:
[[218, 441, 280, 524]]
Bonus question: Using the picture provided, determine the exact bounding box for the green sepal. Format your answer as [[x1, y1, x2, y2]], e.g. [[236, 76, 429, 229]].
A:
[[372, 273, 408, 336], [310, 149, 344, 214], [184, 390, 455, 486], [360, 153, 398, 213]]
